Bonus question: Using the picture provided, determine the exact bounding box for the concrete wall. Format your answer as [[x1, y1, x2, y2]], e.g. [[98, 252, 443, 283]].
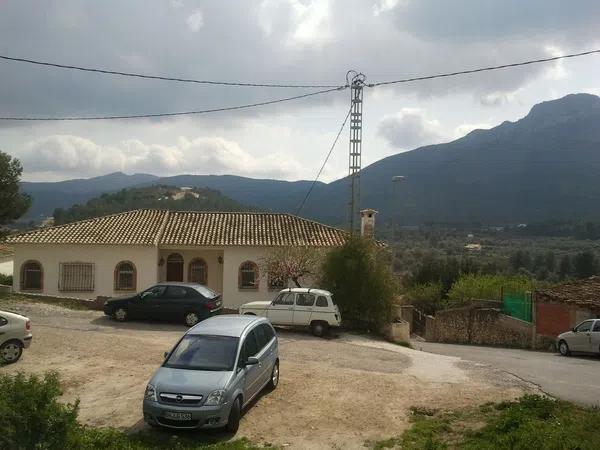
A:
[[12, 243, 158, 299], [429, 306, 533, 348]]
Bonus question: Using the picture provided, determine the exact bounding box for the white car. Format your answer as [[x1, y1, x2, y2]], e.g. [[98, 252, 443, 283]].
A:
[[239, 288, 341, 336], [0, 310, 32, 364], [557, 318, 600, 356]]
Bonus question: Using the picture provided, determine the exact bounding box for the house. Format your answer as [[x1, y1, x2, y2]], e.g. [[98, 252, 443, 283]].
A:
[[464, 243, 482, 253], [6, 209, 362, 308], [534, 277, 600, 340]]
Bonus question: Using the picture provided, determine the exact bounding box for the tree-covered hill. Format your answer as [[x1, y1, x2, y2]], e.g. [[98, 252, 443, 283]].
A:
[[52, 185, 257, 225]]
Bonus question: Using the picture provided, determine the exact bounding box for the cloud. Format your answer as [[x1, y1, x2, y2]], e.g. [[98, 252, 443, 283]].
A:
[[19, 134, 301, 180], [378, 108, 445, 149], [186, 9, 204, 32]]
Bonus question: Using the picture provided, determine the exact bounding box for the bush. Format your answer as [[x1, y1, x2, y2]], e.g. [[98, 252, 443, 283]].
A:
[[404, 281, 444, 314], [0, 371, 80, 450], [320, 236, 397, 329], [447, 274, 535, 302], [0, 273, 12, 286]]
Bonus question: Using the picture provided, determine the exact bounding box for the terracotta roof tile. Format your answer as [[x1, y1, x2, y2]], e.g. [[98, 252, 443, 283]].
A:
[[537, 277, 600, 309], [6, 209, 348, 247]]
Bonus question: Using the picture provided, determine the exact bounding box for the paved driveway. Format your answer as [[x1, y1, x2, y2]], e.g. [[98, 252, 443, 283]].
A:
[[413, 341, 600, 407]]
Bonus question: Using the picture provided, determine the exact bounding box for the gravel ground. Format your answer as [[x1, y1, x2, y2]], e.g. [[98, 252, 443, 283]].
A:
[[0, 300, 538, 449]]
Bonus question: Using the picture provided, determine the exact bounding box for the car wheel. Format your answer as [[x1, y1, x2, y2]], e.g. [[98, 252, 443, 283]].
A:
[[268, 360, 279, 390], [0, 340, 23, 364], [558, 340, 570, 356], [224, 397, 241, 434], [184, 312, 200, 327], [113, 307, 128, 322], [311, 321, 328, 337]]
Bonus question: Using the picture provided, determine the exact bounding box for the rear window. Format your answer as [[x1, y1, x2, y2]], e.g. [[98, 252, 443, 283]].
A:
[[296, 293, 315, 307], [594, 321, 600, 332], [316, 296, 329, 307], [193, 285, 219, 298]]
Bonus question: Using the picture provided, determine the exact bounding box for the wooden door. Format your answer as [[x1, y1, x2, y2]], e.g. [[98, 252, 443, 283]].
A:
[[166, 253, 184, 281]]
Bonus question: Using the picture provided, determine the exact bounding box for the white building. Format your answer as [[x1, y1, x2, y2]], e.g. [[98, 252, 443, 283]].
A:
[[7, 209, 350, 308]]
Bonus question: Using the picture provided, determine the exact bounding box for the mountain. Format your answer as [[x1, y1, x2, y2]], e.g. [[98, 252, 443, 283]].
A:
[[52, 185, 256, 225], [19, 93, 600, 227]]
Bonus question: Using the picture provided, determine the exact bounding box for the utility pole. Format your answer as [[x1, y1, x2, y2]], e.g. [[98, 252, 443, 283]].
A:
[[347, 71, 366, 235]]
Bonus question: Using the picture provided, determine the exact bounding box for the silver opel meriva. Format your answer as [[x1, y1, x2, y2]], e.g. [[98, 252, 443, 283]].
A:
[[143, 315, 279, 433]]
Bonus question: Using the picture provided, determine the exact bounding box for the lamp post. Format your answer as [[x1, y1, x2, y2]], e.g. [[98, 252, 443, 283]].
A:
[[391, 176, 405, 271]]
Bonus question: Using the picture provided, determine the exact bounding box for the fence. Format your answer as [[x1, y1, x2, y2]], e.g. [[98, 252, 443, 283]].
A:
[[502, 291, 532, 323]]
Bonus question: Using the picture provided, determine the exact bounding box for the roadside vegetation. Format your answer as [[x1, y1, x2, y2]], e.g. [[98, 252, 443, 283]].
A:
[[371, 395, 600, 450], [0, 371, 268, 450]]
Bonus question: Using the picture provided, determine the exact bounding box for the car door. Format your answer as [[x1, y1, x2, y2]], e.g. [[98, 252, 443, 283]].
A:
[[591, 320, 600, 354], [0, 315, 8, 344], [129, 285, 166, 319], [158, 286, 189, 320], [254, 323, 276, 385], [570, 320, 594, 352], [267, 292, 295, 325], [240, 329, 262, 402], [293, 293, 315, 325]]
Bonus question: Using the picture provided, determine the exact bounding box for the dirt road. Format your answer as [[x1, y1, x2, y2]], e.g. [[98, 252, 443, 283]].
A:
[[1, 301, 537, 449]]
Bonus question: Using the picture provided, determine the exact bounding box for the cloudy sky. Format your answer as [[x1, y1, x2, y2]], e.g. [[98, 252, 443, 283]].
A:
[[1, 0, 599, 182]]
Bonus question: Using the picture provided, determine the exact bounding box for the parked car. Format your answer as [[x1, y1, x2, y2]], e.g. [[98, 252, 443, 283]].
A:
[[557, 319, 600, 356], [143, 315, 279, 433], [103, 282, 222, 327], [0, 310, 32, 364], [239, 288, 342, 336]]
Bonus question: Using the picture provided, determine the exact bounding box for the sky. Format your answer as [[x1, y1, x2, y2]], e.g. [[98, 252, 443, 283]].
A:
[[1, 0, 599, 182]]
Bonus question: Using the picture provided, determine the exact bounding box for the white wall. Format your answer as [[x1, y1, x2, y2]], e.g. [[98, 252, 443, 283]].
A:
[[0, 259, 13, 276], [12, 243, 158, 299], [157, 248, 224, 293]]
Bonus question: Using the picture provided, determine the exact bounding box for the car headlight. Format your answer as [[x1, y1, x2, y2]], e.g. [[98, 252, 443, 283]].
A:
[[144, 384, 157, 402], [204, 390, 226, 406]]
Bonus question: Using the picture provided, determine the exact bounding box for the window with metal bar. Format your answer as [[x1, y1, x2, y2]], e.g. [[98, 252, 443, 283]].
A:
[[59, 262, 95, 292]]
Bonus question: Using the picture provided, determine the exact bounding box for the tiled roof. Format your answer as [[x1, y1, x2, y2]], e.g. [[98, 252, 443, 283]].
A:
[[537, 277, 600, 309], [6, 209, 348, 247]]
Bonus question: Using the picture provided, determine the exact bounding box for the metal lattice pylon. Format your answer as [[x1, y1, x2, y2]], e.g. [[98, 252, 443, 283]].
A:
[[347, 71, 366, 234]]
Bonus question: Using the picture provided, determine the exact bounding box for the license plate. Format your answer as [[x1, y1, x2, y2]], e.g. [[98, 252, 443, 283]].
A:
[[164, 411, 192, 421]]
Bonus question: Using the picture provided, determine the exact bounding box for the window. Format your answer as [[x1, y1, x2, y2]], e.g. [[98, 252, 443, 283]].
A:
[[59, 263, 94, 292], [142, 285, 166, 299], [592, 321, 600, 332], [0, 317, 7, 326], [243, 331, 259, 358], [273, 292, 295, 305], [114, 261, 136, 291], [316, 296, 329, 307], [20, 261, 43, 291], [576, 320, 593, 332], [268, 275, 286, 290], [188, 258, 207, 284], [262, 323, 276, 341], [296, 293, 315, 307], [254, 325, 269, 350], [164, 335, 239, 371], [165, 286, 188, 298], [239, 261, 259, 290]]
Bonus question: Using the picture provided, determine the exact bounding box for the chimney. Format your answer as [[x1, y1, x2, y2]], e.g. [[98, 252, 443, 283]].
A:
[[360, 209, 378, 239]]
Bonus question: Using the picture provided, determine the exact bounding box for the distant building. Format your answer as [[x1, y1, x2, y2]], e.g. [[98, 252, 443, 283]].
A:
[[464, 243, 482, 253]]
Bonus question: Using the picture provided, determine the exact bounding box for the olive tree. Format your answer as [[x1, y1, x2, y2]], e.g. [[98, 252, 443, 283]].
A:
[[0, 151, 31, 236]]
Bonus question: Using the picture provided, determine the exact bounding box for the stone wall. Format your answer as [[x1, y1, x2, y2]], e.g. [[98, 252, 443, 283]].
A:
[[429, 306, 533, 348]]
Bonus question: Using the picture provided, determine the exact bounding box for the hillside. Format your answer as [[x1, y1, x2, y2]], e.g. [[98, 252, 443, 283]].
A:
[[52, 185, 256, 225], [20, 93, 600, 227]]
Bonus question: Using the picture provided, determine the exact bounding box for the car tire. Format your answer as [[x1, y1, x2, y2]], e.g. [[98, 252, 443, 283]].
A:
[[184, 312, 200, 327], [267, 360, 279, 390], [558, 340, 570, 356], [113, 307, 128, 322], [225, 397, 241, 434], [311, 321, 328, 337], [0, 340, 23, 364]]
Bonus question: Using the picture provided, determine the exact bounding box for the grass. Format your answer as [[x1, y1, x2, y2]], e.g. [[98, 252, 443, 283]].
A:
[[370, 395, 600, 450]]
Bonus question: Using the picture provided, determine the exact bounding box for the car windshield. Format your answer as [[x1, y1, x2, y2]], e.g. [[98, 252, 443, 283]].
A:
[[193, 285, 219, 298], [164, 335, 238, 371]]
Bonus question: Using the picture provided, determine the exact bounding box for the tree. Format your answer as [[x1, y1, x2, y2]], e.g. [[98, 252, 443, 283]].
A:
[[558, 255, 572, 279], [572, 251, 598, 279], [260, 246, 323, 288], [320, 237, 397, 328], [0, 151, 30, 235], [404, 281, 444, 315]]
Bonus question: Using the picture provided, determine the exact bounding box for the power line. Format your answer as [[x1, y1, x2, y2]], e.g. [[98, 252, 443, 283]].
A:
[[368, 49, 600, 87], [0, 86, 346, 121], [0, 54, 344, 89], [295, 106, 352, 216]]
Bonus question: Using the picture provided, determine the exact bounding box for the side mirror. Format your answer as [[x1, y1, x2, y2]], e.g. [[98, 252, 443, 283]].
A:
[[245, 356, 259, 366], [572, 327, 577, 333], [163, 351, 169, 359]]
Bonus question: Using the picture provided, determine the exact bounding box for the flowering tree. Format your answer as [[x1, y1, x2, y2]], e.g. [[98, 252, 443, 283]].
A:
[[261, 246, 323, 288]]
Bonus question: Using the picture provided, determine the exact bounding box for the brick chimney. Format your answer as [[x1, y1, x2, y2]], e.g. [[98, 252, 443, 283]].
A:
[[360, 209, 378, 239]]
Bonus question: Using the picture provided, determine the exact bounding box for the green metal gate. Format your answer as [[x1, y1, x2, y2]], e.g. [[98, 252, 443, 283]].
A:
[[502, 291, 532, 323]]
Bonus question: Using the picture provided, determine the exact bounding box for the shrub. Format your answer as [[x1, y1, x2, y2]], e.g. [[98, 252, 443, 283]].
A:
[[320, 236, 397, 329], [0, 371, 80, 450], [0, 273, 12, 286], [447, 274, 535, 302], [404, 281, 444, 314]]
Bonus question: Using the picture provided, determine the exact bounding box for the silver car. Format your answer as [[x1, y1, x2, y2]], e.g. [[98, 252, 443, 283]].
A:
[[0, 310, 33, 364], [143, 315, 279, 433], [557, 319, 600, 356]]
